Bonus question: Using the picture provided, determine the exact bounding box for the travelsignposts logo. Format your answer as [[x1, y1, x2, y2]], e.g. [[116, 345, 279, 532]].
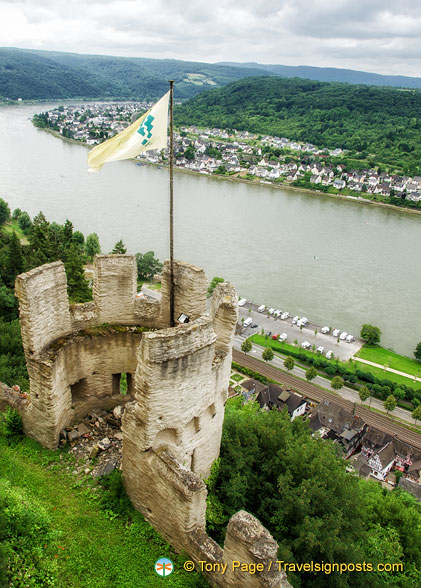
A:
[[155, 558, 174, 577]]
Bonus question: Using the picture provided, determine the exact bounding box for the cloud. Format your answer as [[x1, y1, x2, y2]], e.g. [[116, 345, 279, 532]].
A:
[[1, 0, 421, 76]]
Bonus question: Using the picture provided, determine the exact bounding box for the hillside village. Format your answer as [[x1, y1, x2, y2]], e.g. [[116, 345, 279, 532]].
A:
[[35, 103, 421, 202]]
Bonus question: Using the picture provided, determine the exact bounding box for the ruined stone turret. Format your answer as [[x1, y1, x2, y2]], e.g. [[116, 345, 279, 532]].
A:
[[14, 256, 291, 588]]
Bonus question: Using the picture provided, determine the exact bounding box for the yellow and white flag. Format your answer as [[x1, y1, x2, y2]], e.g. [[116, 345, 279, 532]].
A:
[[88, 91, 170, 172]]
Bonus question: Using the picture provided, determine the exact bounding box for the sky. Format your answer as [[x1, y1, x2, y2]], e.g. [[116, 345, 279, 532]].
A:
[[2, 0, 421, 77]]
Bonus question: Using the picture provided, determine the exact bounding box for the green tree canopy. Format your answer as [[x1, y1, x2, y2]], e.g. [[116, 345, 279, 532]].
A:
[[262, 347, 274, 362], [111, 240, 127, 254], [85, 233, 101, 259], [414, 341, 421, 361], [135, 251, 163, 282], [384, 394, 397, 414], [360, 324, 381, 345], [305, 366, 317, 381], [0, 198, 10, 226], [207, 276, 224, 296], [284, 356, 294, 371], [331, 375, 344, 390], [358, 385, 370, 404], [241, 339, 252, 353]]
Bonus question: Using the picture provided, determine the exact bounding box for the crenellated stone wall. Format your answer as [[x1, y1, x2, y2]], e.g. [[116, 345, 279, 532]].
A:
[[13, 255, 290, 588]]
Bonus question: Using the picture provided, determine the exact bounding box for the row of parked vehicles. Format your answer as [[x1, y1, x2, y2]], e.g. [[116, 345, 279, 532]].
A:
[[270, 332, 334, 359]]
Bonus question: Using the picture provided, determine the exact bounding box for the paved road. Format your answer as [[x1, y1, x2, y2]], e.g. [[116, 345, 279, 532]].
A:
[[233, 335, 418, 426], [238, 303, 361, 361], [232, 349, 421, 451]]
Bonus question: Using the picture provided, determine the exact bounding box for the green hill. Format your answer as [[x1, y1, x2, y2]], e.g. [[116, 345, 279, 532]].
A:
[[174, 76, 421, 174], [219, 61, 421, 89], [0, 47, 272, 101]]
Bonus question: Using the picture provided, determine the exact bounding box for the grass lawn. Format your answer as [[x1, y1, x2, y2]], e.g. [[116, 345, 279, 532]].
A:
[[0, 431, 208, 588], [1, 219, 29, 244], [231, 373, 244, 382], [356, 345, 421, 377], [250, 334, 421, 391]]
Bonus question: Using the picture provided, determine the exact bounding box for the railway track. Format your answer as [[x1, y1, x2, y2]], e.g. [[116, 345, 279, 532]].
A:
[[233, 350, 421, 451]]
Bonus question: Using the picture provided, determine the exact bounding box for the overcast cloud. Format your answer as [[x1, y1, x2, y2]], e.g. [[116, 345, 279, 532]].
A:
[[1, 0, 421, 76]]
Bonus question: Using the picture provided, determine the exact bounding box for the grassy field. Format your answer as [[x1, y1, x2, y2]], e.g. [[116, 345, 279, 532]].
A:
[[249, 334, 421, 391], [1, 219, 29, 244], [0, 429, 208, 588], [356, 345, 421, 377]]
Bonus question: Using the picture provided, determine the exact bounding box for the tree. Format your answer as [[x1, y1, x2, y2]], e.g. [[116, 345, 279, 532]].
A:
[[393, 387, 405, 401], [184, 145, 195, 160], [111, 239, 127, 254], [136, 251, 163, 282], [262, 347, 274, 362], [305, 367, 318, 381], [360, 324, 381, 345], [64, 245, 92, 303], [241, 339, 252, 354], [28, 211, 52, 267], [207, 276, 224, 296], [0, 198, 10, 226], [85, 233, 101, 259], [18, 211, 32, 234], [284, 356, 294, 372], [384, 394, 397, 414], [412, 405, 421, 425], [4, 231, 24, 288], [414, 341, 421, 361], [331, 376, 344, 390], [358, 385, 370, 404]]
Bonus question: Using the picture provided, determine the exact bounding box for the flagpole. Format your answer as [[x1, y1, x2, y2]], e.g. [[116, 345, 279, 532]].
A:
[[169, 80, 175, 327]]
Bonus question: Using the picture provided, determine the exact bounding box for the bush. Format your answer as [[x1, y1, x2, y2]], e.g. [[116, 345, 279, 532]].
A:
[[97, 469, 132, 517], [3, 407, 23, 442]]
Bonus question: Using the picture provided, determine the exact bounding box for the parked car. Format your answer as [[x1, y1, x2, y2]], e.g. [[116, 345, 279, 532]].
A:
[[243, 317, 252, 328], [281, 312, 289, 320], [268, 308, 275, 315], [267, 331, 272, 337], [317, 346, 324, 354], [301, 341, 311, 349], [332, 328, 340, 337], [321, 326, 330, 334], [274, 309, 281, 317], [257, 304, 266, 313], [326, 350, 334, 360], [346, 334, 355, 343], [251, 323, 258, 328], [339, 331, 348, 341], [279, 333, 288, 342], [272, 333, 279, 340], [301, 317, 309, 326], [238, 298, 247, 306], [292, 316, 299, 324]]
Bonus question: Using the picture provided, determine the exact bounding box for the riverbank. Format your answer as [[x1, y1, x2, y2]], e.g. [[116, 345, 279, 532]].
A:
[[34, 124, 421, 216]]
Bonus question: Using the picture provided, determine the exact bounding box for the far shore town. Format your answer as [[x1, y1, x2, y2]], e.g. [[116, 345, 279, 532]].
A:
[[34, 102, 421, 203]]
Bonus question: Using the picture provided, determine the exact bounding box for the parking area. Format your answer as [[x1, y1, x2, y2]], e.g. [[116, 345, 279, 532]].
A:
[[238, 302, 363, 361]]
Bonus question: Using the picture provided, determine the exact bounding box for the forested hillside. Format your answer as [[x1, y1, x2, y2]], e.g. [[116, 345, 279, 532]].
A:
[[219, 61, 421, 89], [174, 77, 421, 173], [0, 47, 269, 101]]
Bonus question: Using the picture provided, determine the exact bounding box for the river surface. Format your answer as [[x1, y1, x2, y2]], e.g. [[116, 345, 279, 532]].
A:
[[1, 102, 420, 356]]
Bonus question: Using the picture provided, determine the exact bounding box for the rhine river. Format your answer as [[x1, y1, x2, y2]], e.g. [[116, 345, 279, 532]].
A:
[[1, 103, 420, 356]]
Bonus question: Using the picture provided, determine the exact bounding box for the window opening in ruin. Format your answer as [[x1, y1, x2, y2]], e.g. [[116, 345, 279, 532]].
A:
[[71, 378, 88, 406], [112, 373, 133, 396], [209, 403, 216, 418], [194, 416, 200, 433], [120, 373, 127, 395], [112, 373, 121, 395]]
